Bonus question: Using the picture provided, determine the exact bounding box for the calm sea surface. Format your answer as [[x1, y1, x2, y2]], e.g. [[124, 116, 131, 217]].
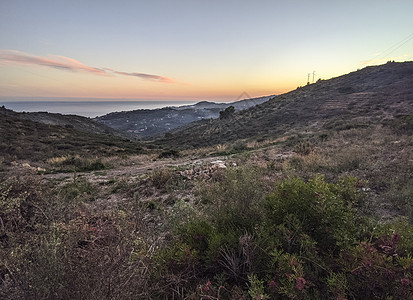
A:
[[0, 100, 198, 118]]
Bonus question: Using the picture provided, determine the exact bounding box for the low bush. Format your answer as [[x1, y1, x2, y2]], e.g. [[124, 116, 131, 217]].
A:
[[157, 172, 413, 299], [58, 176, 97, 203], [264, 175, 360, 252], [48, 154, 107, 172], [158, 149, 180, 159], [148, 168, 173, 190]]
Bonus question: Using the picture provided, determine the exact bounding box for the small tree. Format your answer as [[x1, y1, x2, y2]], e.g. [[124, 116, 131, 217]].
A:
[[219, 106, 235, 119]]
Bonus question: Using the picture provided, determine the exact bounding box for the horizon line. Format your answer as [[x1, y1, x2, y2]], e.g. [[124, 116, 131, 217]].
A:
[[0, 93, 278, 103]]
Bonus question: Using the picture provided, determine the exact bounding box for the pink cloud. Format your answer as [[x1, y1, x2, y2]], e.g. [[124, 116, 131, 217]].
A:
[[0, 49, 107, 75], [0, 49, 175, 83]]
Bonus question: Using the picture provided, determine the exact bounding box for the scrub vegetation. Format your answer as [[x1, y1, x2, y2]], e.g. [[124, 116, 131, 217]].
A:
[[1, 62, 413, 299]]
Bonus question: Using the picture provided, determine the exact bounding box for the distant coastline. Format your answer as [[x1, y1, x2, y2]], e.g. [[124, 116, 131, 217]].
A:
[[0, 100, 199, 118]]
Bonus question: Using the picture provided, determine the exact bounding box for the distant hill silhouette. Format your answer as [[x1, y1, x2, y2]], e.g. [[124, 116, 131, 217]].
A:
[[94, 96, 273, 139]]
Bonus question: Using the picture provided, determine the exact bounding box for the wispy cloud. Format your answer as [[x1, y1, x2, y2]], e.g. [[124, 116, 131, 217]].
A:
[[104, 68, 174, 83], [0, 49, 107, 75], [0, 49, 174, 83]]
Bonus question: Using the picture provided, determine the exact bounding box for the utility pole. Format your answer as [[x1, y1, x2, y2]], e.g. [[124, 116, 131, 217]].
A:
[[312, 71, 316, 83]]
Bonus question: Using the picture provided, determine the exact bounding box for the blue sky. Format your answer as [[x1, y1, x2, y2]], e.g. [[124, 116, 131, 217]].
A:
[[1, 0, 412, 101]]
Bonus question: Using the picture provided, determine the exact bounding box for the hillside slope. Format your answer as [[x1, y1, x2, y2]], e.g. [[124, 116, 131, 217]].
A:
[[0, 108, 146, 163], [157, 61, 413, 148], [0, 106, 129, 138]]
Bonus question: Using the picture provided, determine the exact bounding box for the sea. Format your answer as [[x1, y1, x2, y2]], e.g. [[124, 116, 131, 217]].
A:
[[0, 100, 198, 118]]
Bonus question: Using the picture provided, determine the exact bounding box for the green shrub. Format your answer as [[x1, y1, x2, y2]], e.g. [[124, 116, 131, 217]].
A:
[[166, 167, 269, 283], [265, 175, 360, 251], [198, 167, 267, 234], [58, 176, 96, 203], [179, 220, 214, 256], [167, 174, 386, 297], [248, 273, 269, 299]]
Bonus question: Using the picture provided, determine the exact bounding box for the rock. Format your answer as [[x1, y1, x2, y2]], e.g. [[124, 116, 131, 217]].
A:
[[211, 160, 227, 169], [22, 163, 37, 171], [211, 160, 225, 164]]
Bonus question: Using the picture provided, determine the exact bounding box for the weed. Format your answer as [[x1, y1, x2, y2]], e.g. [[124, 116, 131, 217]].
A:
[[148, 168, 173, 189], [248, 274, 269, 299]]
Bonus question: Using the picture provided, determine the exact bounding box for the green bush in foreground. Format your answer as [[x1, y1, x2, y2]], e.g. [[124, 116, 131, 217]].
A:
[[1, 170, 413, 299], [264, 176, 360, 252], [160, 172, 413, 299]]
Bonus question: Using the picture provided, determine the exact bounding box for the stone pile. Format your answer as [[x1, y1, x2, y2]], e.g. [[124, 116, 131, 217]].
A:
[[179, 160, 234, 180]]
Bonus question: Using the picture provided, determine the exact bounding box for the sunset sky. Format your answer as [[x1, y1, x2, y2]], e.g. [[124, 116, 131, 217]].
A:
[[1, 0, 413, 102]]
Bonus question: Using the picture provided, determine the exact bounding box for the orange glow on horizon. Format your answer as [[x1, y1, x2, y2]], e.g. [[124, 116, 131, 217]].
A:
[[0, 50, 325, 101]]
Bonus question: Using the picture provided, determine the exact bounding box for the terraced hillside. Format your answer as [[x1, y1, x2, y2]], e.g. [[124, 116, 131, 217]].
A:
[[157, 61, 413, 148]]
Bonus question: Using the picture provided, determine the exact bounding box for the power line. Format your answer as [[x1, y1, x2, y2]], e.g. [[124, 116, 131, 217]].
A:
[[383, 34, 413, 58], [378, 33, 413, 58], [361, 32, 413, 66]]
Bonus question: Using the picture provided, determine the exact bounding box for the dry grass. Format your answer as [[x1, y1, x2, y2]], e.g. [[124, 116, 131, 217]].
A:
[[242, 124, 413, 220]]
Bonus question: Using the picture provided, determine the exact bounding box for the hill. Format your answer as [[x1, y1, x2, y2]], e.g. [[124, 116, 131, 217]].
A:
[[94, 95, 272, 139], [0, 106, 130, 138], [0, 107, 147, 165], [156, 61, 413, 148]]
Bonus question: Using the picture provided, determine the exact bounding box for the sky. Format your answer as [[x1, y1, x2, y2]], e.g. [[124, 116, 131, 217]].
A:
[[1, 0, 413, 102]]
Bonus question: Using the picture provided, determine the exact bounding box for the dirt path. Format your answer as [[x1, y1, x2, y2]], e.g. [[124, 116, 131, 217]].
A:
[[38, 154, 232, 184]]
